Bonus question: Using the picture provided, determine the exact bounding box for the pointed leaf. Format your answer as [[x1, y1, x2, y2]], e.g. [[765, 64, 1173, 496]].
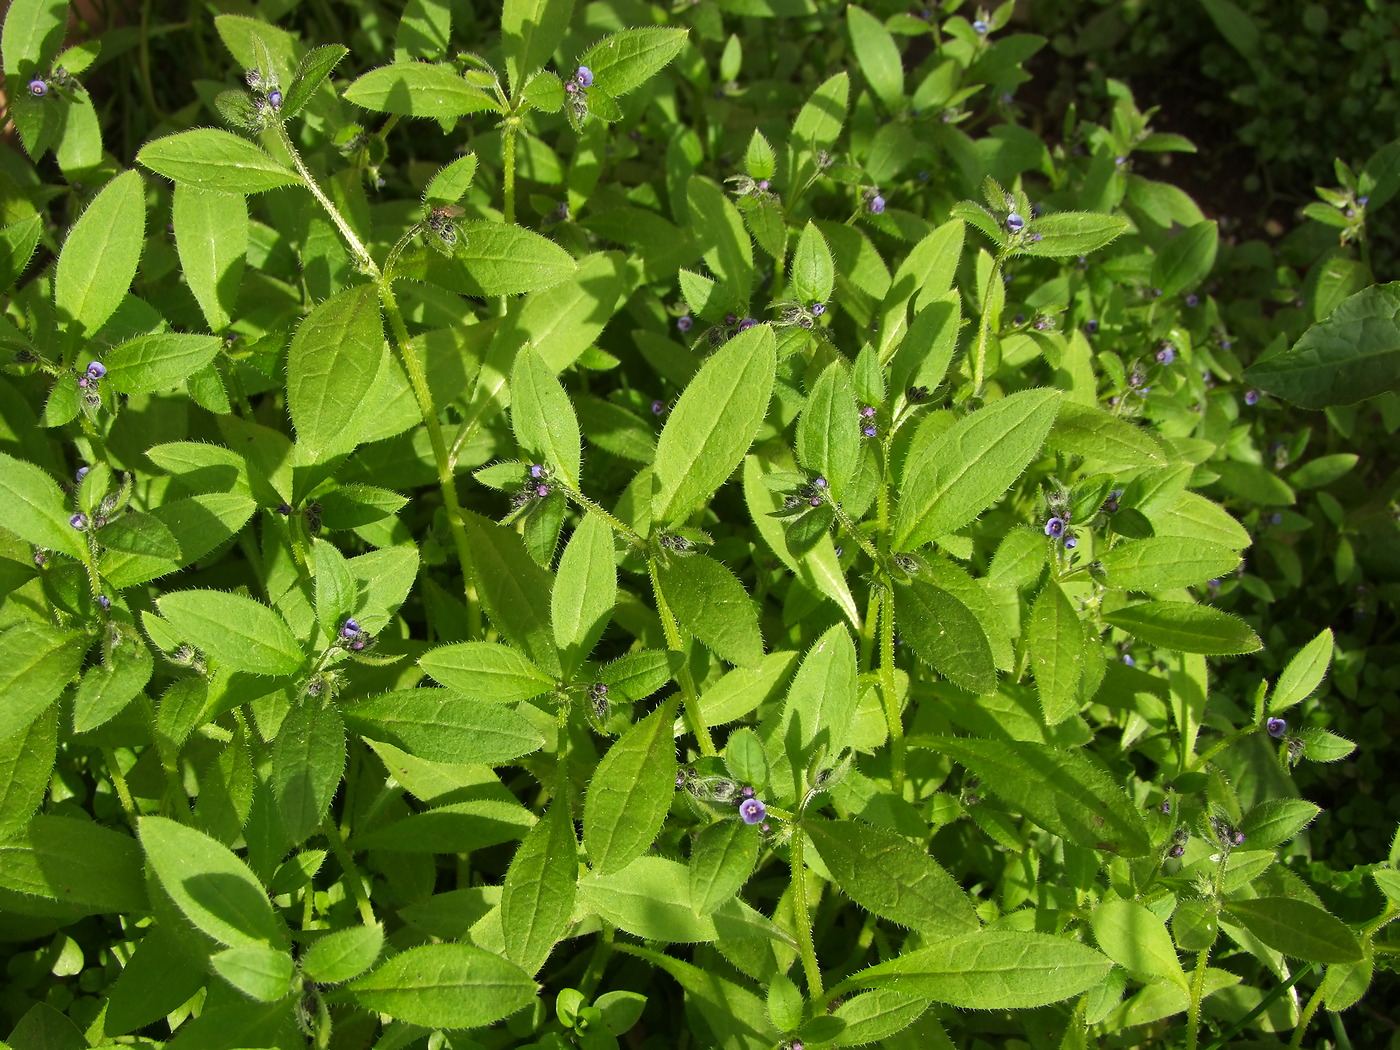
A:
[[156, 590, 303, 676], [54, 169, 145, 338], [138, 129, 300, 193], [584, 697, 678, 874]]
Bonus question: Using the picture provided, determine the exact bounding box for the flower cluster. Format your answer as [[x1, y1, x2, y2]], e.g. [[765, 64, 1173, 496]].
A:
[[339, 617, 373, 653]]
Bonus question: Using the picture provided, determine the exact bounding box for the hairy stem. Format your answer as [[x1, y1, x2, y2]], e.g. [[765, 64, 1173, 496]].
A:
[[1289, 983, 1327, 1049], [880, 588, 905, 796], [1186, 947, 1211, 1050], [790, 827, 824, 999], [971, 255, 1004, 397], [321, 815, 377, 928], [649, 558, 716, 756], [502, 117, 520, 225], [277, 124, 378, 277]]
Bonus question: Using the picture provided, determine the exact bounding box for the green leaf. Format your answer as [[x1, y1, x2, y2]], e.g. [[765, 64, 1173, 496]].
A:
[[933, 737, 1153, 856], [0, 213, 44, 294], [0, 710, 56, 840], [654, 323, 777, 526], [1027, 581, 1083, 725], [302, 924, 384, 985], [1018, 212, 1130, 259], [348, 944, 537, 1027], [792, 72, 849, 150], [2, 0, 68, 78], [744, 130, 775, 182], [209, 944, 295, 1002], [893, 579, 996, 695], [1238, 798, 1321, 850], [579, 28, 689, 97], [1289, 453, 1358, 489], [0, 814, 148, 913], [655, 553, 764, 668], [846, 6, 903, 109], [460, 511, 559, 674], [1270, 628, 1333, 713], [96, 511, 181, 559], [1222, 897, 1362, 964], [551, 512, 617, 678], [1151, 220, 1218, 298], [287, 284, 386, 462], [352, 798, 534, 853], [830, 989, 930, 1046], [503, 0, 574, 95], [511, 345, 582, 488], [0, 450, 88, 559], [1245, 282, 1400, 407], [0, 622, 86, 740], [804, 818, 979, 935], [103, 333, 223, 394], [312, 540, 356, 639], [284, 43, 349, 119], [172, 185, 247, 333], [343, 688, 544, 765], [419, 642, 556, 703], [895, 389, 1061, 550], [501, 799, 577, 973], [101, 493, 256, 588], [1045, 400, 1165, 472], [844, 931, 1113, 1008], [138, 129, 301, 193], [139, 815, 282, 947], [1296, 727, 1356, 762], [583, 697, 679, 874], [689, 819, 759, 916], [1099, 538, 1243, 590], [454, 221, 577, 295], [774, 623, 859, 781], [791, 220, 835, 305], [424, 152, 479, 206], [797, 360, 859, 498], [578, 856, 777, 944], [1104, 600, 1262, 655], [688, 176, 753, 288], [54, 170, 145, 338], [156, 590, 303, 676], [271, 702, 346, 844], [1092, 898, 1189, 992], [343, 62, 501, 117]]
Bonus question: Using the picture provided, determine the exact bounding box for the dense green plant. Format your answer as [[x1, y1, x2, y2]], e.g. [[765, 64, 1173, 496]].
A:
[[1, 1, 1398, 1049]]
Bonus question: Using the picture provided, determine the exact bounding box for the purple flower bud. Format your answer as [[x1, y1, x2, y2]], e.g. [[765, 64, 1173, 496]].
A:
[[813, 477, 828, 489], [1103, 490, 1122, 513], [575, 66, 594, 88], [1029, 232, 1042, 242], [77, 377, 88, 388], [1167, 843, 1185, 858], [676, 315, 692, 331], [1085, 319, 1099, 334], [76, 466, 89, 482], [536, 483, 551, 497], [1063, 533, 1078, 550], [565, 81, 578, 94], [809, 496, 822, 506], [757, 179, 769, 191], [739, 798, 767, 824], [97, 595, 111, 610], [1185, 294, 1199, 307], [1006, 212, 1024, 232], [268, 89, 283, 109], [1122, 654, 1135, 666], [341, 618, 361, 638], [741, 785, 755, 798], [277, 503, 292, 515], [651, 399, 665, 415], [1266, 717, 1287, 738], [1044, 516, 1065, 538], [811, 302, 825, 316], [859, 405, 876, 418], [28, 79, 47, 97], [972, 19, 989, 33], [868, 195, 885, 215], [862, 424, 878, 438], [1160, 798, 1171, 814], [1244, 389, 1260, 405], [70, 513, 88, 530], [1156, 346, 1175, 366], [738, 318, 757, 330], [1358, 196, 1369, 206], [529, 464, 546, 479], [1270, 512, 1283, 525], [349, 637, 366, 651], [1230, 830, 1246, 846]]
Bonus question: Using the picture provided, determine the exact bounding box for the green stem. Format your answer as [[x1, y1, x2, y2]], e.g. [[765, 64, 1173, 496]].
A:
[[971, 254, 1005, 397], [276, 124, 378, 277], [1187, 726, 1256, 774], [858, 586, 879, 672], [1202, 962, 1315, 1050], [648, 557, 715, 756], [790, 827, 824, 1000], [578, 924, 615, 1000], [879, 589, 904, 797], [101, 747, 139, 824], [321, 815, 377, 927], [1289, 983, 1326, 1049], [502, 117, 520, 226], [561, 483, 646, 549], [1186, 947, 1211, 1050]]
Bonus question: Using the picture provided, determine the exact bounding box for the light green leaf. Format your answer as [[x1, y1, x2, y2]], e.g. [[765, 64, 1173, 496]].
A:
[[791, 221, 835, 305], [655, 553, 764, 668], [271, 702, 345, 844], [583, 697, 679, 874], [0, 814, 147, 913], [172, 185, 247, 333], [1238, 798, 1321, 850], [343, 688, 544, 765], [104, 333, 223, 394], [0, 710, 57, 840], [1099, 538, 1243, 590], [1028, 581, 1083, 725], [454, 221, 577, 295], [1152, 220, 1218, 298], [503, 0, 574, 95], [551, 512, 616, 678], [287, 284, 386, 462], [419, 642, 555, 703], [1045, 400, 1165, 472], [0, 450, 88, 559], [460, 510, 559, 674], [1222, 898, 1362, 964], [156, 590, 303, 676], [54, 169, 145, 338], [511, 344, 581, 488], [688, 175, 753, 289], [689, 820, 759, 916], [1270, 628, 1332, 713], [1092, 898, 1189, 992], [792, 72, 849, 150], [654, 323, 776, 526], [349, 944, 537, 1027], [804, 818, 979, 936], [895, 389, 1061, 551], [846, 6, 903, 109], [2, 0, 68, 78], [893, 579, 996, 695], [302, 924, 384, 985], [343, 62, 501, 117], [579, 27, 689, 97], [284, 44, 350, 119], [775, 623, 859, 779], [138, 129, 301, 193], [1018, 212, 1129, 259], [797, 360, 859, 499], [210, 944, 295, 1002], [424, 153, 478, 206], [502, 800, 577, 973], [0, 622, 87, 740], [1105, 600, 1262, 655], [101, 493, 256, 588]]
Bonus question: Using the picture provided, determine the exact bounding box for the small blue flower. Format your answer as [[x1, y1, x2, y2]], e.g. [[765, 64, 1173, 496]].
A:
[[70, 513, 88, 530], [862, 424, 877, 438], [1122, 654, 1135, 666], [1159, 798, 1171, 814], [1230, 829, 1246, 846], [1266, 717, 1287, 738], [813, 477, 828, 489], [1085, 319, 1099, 335], [97, 595, 111, 610], [651, 399, 665, 416], [575, 66, 594, 88], [76, 466, 89, 482], [738, 317, 757, 330], [739, 798, 766, 824], [676, 315, 692, 331], [1063, 533, 1078, 550], [268, 89, 283, 109], [757, 179, 769, 192], [87, 361, 107, 379], [868, 195, 885, 215], [972, 19, 989, 33], [1185, 293, 1199, 307], [1156, 345, 1175, 366], [811, 302, 826, 316], [1044, 517, 1065, 538], [341, 618, 361, 638], [859, 405, 876, 418], [1270, 512, 1283, 525], [1358, 196, 1369, 206], [1244, 389, 1260, 405], [529, 464, 546, 479], [1006, 213, 1024, 233], [28, 79, 47, 97]]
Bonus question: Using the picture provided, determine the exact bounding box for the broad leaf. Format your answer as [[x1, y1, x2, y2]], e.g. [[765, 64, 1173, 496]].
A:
[[138, 129, 300, 193], [287, 284, 386, 461], [343, 688, 544, 765], [583, 697, 678, 874], [349, 944, 537, 1027], [156, 590, 303, 676], [54, 169, 145, 338], [343, 62, 501, 117], [1105, 601, 1262, 655]]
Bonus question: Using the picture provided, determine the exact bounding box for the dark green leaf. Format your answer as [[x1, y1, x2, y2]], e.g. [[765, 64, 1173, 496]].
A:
[[343, 62, 501, 117], [348, 944, 537, 1027], [655, 553, 764, 668], [156, 590, 303, 676], [1104, 600, 1262, 655], [583, 697, 678, 874], [502, 799, 577, 973], [419, 642, 555, 703], [343, 688, 544, 765], [1222, 898, 1362, 963]]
